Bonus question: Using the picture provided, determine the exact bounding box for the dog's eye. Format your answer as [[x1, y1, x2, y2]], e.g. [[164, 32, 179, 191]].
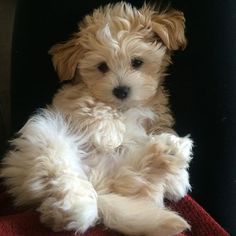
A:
[[97, 62, 109, 73], [131, 58, 143, 69]]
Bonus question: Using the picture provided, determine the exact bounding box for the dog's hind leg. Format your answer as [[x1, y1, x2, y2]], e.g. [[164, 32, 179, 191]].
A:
[[98, 193, 190, 236], [1, 109, 98, 232]]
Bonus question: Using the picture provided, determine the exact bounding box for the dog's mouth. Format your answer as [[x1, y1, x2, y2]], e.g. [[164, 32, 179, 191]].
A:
[[111, 96, 154, 112]]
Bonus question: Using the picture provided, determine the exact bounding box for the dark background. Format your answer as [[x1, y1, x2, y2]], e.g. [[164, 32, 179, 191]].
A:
[[1, 0, 236, 234]]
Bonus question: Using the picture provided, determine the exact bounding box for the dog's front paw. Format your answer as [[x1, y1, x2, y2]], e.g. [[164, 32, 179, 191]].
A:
[[92, 118, 125, 151], [89, 103, 125, 151], [76, 99, 125, 151]]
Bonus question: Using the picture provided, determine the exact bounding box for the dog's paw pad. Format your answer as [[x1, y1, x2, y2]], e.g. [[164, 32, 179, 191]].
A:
[[152, 133, 193, 162]]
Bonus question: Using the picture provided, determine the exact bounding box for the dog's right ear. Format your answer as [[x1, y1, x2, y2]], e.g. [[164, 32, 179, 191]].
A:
[[49, 36, 84, 82]]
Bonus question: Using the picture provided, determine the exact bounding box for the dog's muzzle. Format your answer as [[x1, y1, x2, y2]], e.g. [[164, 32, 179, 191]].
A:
[[112, 86, 130, 100]]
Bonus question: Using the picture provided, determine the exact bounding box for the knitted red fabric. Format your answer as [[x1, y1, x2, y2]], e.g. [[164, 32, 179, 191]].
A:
[[169, 195, 230, 236], [0, 185, 230, 236]]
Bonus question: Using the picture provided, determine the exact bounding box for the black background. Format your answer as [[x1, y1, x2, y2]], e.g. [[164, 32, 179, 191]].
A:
[[9, 0, 236, 234]]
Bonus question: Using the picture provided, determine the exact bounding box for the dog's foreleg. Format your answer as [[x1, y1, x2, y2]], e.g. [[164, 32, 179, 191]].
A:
[[66, 96, 126, 152]]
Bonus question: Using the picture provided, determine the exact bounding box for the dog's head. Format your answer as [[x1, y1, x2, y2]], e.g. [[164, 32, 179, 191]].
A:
[[49, 2, 186, 108]]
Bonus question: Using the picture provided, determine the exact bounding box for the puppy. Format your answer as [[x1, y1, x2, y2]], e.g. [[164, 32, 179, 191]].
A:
[[1, 2, 193, 236]]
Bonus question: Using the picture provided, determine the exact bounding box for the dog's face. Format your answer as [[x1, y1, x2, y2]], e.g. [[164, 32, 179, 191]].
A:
[[78, 25, 167, 108], [50, 2, 186, 108]]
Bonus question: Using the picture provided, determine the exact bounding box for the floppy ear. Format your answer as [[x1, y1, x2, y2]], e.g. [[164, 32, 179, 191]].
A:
[[150, 9, 187, 50], [49, 37, 84, 81]]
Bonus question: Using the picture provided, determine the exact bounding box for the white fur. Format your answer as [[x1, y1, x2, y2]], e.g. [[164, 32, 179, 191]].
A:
[[1, 106, 192, 234], [152, 133, 193, 201], [1, 110, 98, 232]]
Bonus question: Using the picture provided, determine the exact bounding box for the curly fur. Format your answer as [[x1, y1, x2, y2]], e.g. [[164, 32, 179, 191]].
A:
[[1, 2, 192, 236]]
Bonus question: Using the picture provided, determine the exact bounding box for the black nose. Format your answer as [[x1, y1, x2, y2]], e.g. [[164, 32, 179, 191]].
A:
[[112, 86, 130, 100]]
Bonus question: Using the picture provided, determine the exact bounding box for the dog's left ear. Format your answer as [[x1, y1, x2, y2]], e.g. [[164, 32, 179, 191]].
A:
[[149, 9, 187, 50], [49, 37, 84, 81]]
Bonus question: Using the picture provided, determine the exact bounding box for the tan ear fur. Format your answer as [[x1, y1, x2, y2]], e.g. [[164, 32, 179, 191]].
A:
[[151, 9, 187, 50], [49, 37, 84, 81]]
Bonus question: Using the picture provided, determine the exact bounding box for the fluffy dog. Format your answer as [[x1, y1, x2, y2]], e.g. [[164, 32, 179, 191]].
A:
[[1, 2, 193, 236]]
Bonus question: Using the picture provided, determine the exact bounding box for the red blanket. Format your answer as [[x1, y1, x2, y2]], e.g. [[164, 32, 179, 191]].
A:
[[0, 186, 229, 236]]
